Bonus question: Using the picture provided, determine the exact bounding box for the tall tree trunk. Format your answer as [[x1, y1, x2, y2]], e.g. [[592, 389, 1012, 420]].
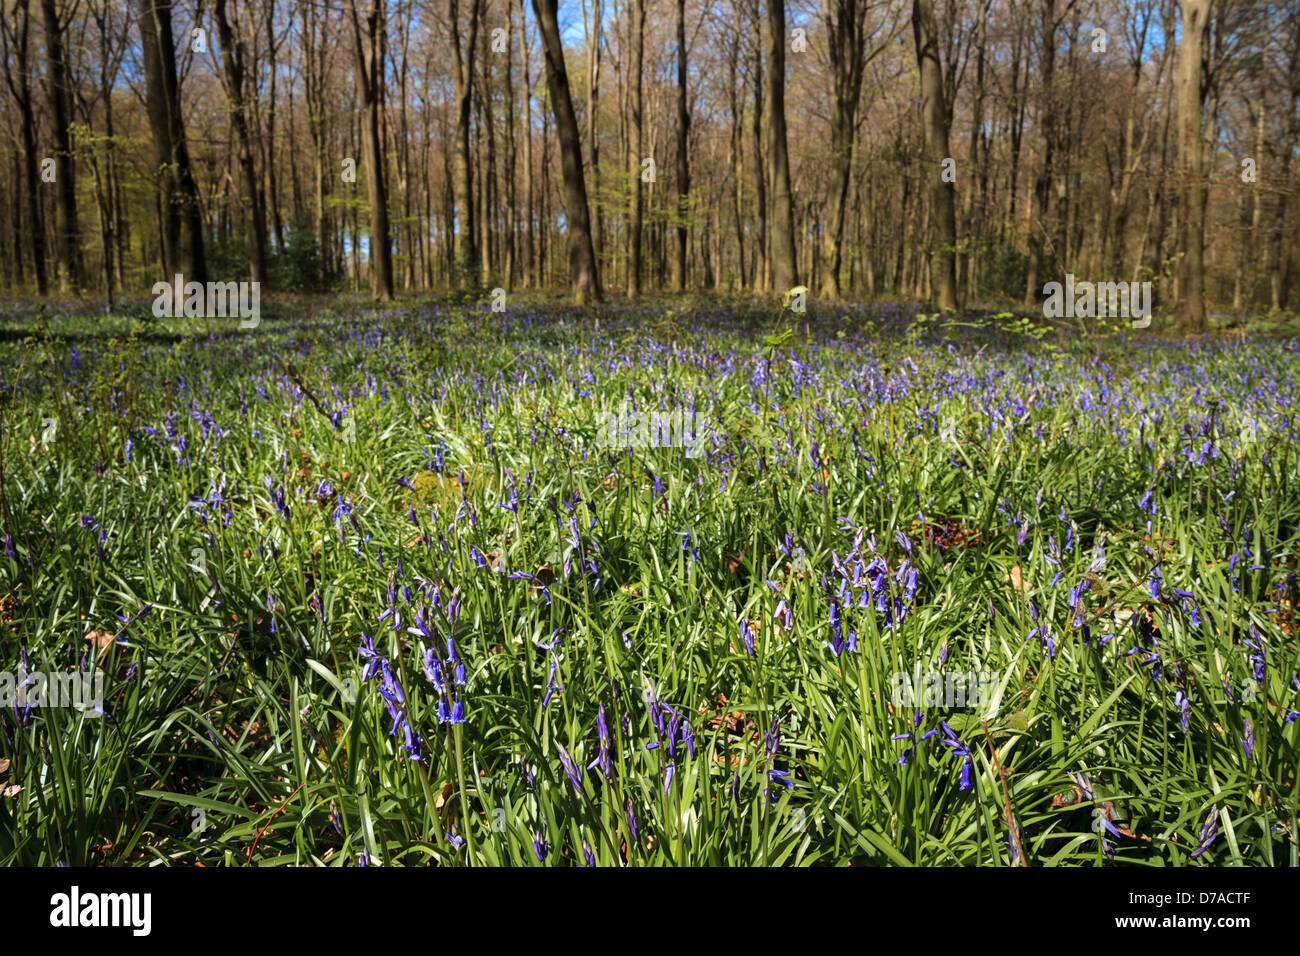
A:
[[0, 0, 49, 294], [300, 0, 331, 275], [40, 0, 83, 290], [1177, 0, 1209, 331], [505, 0, 519, 287], [517, 0, 535, 287], [137, 0, 206, 282], [1264, 7, 1299, 311], [214, 0, 269, 284], [749, 0, 767, 292], [451, 0, 481, 286], [627, 0, 644, 297], [820, 0, 872, 299], [478, 55, 497, 286], [726, 1, 745, 288], [913, 0, 957, 310], [264, 0, 286, 256], [397, 12, 414, 290], [961, 0, 990, 301], [540, 107, 550, 284], [766, 0, 797, 292], [672, 0, 689, 291], [1023, 0, 1058, 306], [585, 0, 603, 266], [346, 0, 395, 300], [532, 0, 601, 301]]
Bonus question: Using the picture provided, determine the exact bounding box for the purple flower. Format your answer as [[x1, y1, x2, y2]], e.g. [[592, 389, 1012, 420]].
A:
[[588, 704, 613, 779], [626, 798, 640, 844], [1190, 806, 1218, 860], [764, 716, 781, 761], [1173, 691, 1191, 733], [557, 743, 585, 797], [541, 655, 563, 709], [939, 721, 975, 791]]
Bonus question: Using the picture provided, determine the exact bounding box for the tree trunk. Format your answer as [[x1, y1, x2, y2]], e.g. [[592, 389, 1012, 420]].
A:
[[820, 0, 872, 299], [40, 0, 83, 290], [913, 0, 958, 310], [451, 0, 481, 286], [346, 0, 394, 300], [627, 0, 645, 297], [765, 0, 797, 293], [478, 54, 497, 287], [1177, 0, 1209, 332], [517, 0, 535, 287], [0, 0, 49, 294], [726, 2, 745, 289], [585, 0, 603, 267], [672, 0, 689, 291], [505, 0, 519, 287], [749, 1, 767, 292], [137, 0, 206, 282], [264, 0, 286, 256], [214, 0, 269, 284], [532, 0, 601, 301]]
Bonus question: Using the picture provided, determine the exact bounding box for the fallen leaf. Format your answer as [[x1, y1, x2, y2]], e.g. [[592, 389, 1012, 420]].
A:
[[85, 630, 116, 651], [1005, 565, 1030, 593]]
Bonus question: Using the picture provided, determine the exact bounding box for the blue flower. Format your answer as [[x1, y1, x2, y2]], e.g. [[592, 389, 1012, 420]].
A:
[[557, 744, 585, 797], [938, 721, 975, 791], [587, 704, 613, 779], [626, 799, 640, 844], [1190, 806, 1218, 860]]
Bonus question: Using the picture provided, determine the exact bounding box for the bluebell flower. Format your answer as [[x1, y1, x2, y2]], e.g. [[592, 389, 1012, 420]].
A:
[[557, 743, 584, 797], [1190, 806, 1218, 860], [939, 721, 975, 791], [765, 769, 793, 805], [626, 799, 640, 843], [586, 704, 613, 779], [1173, 691, 1191, 733]]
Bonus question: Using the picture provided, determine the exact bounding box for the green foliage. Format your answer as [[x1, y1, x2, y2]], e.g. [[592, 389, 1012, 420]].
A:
[[271, 213, 333, 293], [977, 240, 1031, 303], [0, 302, 1297, 867], [205, 232, 252, 285]]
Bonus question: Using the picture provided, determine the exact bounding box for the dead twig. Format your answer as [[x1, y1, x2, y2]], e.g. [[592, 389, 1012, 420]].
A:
[[981, 718, 1026, 866]]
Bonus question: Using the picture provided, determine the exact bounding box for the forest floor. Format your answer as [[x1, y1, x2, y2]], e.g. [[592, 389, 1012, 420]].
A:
[[1, 298, 1297, 865]]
